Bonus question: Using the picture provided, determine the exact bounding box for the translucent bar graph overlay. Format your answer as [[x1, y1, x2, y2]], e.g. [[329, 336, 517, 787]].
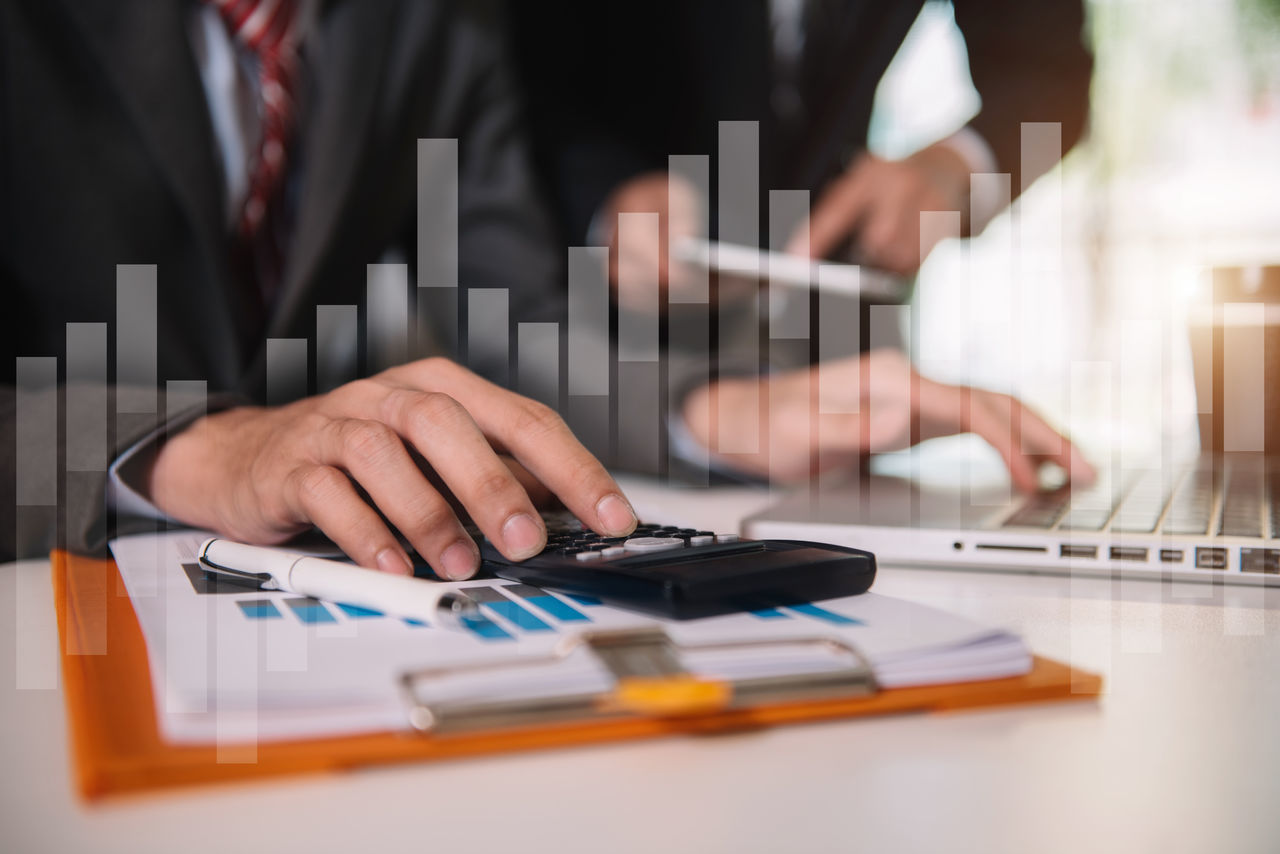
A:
[[15, 357, 57, 507], [267, 338, 308, 407], [566, 247, 611, 458], [116, 264, 157, 411], [316, 305, 357, 393], [367, 264, 410, 374], [668, 154, 710, 305], [617, 213, 661, 472], [817, 265, 861, 414], [418, 138, 459, 359], [66, 322, 107, 471], [1222, 302, 1265, 452], [768, 189, 810, 340], [15, 357, 58, 688], [517, 322, 560, 409], [717, 121, 761, 454], [568, 247, 610, 395], [468, 288, 510, 387], [617, 213, 660, 360], [667, 155, 710, 481]]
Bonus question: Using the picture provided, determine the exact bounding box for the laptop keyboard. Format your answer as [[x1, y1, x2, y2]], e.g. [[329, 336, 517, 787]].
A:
[[1001, 460, 1280, 538]]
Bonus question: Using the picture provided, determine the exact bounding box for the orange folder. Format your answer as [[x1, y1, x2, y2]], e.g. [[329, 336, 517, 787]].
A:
[[53, 550, 1103, 801]]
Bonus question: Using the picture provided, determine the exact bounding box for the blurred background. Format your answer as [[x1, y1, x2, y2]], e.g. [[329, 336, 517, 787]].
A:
[[870, 0, 1280, 468]]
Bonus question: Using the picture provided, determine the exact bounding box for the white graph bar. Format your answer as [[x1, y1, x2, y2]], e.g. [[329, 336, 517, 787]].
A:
[[164, 382, 209, 709], [65, 323, 107, 472], [769, 189, 811, 340], [267, 338, 308, 407], [567, 247, 610, 396], [716, 121, 761, 454], [667, 155, 711, 481], [668, 154, 709, 304], [817, 264, 861, 414], [1222, 302, 1265, 452], [116, 264, 156, 410], [518, 322, 560, 409], [316, 305, 357, 394], [468, 288, 510, 387], [617, 213, 660, 361], [367, 263, 410, 374], [418, 138, 460, 360], [15, 357, 58, 688]]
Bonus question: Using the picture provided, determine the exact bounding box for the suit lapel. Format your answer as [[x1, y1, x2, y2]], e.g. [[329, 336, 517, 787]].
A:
[[267, 0, 396, 339], [54, 0, 228, 281]]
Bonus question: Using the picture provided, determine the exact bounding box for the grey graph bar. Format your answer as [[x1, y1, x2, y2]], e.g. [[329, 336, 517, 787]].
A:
[[15, 357, 58, 687], [617, 213, 660, 361], [568, 247, 610, 396], [468, 288, 509, 387], [1222, 303, 1265, 452], [617, 213, 661, 473], [667, 155, 710, 482], [769, 189, 811, 340], [817, 265, 861, 413], [367, 263, 410, 373], [668, 154, 709, 304], [267, 338, 308, 407], [717, 121, 761, 454], [15, 357, 57, 507], [518, 322, 560, 409], [116, 264, 156, 411], [417, 138, 458, 288], [316, 305, 357, 394], [65, 322, 107, 471], [566, 247, 611, 463], [418, 138, 459, 360]]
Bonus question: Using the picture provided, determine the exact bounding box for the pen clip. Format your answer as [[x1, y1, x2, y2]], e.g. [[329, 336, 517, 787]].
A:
[[197, 542, 281, 591]]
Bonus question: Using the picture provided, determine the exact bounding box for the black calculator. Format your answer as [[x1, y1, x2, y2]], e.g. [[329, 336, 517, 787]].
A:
[[478, 514, 877, 620]]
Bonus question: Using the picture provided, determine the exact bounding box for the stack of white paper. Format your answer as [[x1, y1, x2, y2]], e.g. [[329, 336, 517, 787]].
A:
[[110, 531, 1032, 744]]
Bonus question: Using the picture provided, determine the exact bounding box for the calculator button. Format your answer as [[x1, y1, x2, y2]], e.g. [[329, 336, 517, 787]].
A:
[[623, 536, 685, 553], [715, 534, 739, 543], [689, 535, 715, 546], [575, 551, 602, 561], [601, 547, 627, 558]]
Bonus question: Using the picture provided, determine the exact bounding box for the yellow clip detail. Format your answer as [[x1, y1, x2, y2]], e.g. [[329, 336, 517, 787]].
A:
[[611, 675, 731, 717]]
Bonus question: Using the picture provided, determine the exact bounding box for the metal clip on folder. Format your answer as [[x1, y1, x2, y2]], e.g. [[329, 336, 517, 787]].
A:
[[399, 627, 878, 734]]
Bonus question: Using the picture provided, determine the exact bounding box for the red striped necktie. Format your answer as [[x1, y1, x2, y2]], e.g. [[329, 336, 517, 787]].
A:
[[205, 0, 303, 302]]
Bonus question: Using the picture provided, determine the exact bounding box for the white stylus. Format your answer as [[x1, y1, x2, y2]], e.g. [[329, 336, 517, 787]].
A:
[[672, 237, 905, 301], [198, 538, 479, 627]]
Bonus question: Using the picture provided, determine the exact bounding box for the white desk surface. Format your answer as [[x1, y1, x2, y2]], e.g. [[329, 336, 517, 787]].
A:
[[4, 475, 1279, 854]]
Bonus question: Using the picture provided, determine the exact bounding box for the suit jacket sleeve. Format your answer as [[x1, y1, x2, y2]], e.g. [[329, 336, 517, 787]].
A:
[[953, 0, 1093, 192]]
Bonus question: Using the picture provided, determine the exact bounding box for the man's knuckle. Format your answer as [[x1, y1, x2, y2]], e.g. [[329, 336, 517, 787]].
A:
[[511, 400, 563, 438], [297, 465, 343, 502], [342, 420, 399, 464]]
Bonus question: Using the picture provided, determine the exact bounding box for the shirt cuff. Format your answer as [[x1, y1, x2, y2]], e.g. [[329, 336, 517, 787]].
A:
[[106, 424, 177, 523]]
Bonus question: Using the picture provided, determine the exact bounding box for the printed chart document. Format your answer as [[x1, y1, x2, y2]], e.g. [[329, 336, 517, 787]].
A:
[[110, 531, 1033, 745]]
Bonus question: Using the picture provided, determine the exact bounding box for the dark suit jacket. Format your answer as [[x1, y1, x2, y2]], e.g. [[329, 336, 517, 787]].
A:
[[507, 0, 1093, 246], [0, 0, 568, 559]]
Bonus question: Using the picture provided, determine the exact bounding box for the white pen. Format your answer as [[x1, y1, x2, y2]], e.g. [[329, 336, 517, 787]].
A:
[[197, 538, 479, 627], [672, 236, 905, 301]]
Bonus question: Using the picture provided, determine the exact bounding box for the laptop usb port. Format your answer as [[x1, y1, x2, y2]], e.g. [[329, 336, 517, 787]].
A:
[[1159, 549, 1184, 563], [1109, 546, 1148, 562], [1195, 547, 1228, 570], [1060, 544, 1097, 559], [1240, 548, 1280, 574]]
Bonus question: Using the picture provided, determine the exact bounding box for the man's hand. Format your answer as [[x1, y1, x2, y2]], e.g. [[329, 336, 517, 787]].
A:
[[600, 171, 703, 310], [682, 349, 1094, 491], [787, 142, 971, 275], [148, 358, 638, 580]]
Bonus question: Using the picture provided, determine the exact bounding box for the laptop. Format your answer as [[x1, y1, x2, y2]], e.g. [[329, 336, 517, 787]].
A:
[[744, 265, 1280, 586]]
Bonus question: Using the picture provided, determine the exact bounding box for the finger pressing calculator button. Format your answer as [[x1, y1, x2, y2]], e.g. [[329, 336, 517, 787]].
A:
[[623, 536, 686, 553]]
